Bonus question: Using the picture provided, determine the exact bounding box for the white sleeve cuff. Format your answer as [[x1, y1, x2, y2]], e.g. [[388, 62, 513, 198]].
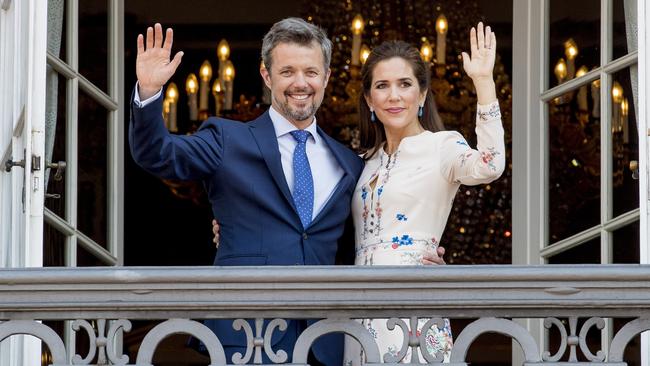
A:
[[134, 81, 163, 107], [476, 101, 501, 122]]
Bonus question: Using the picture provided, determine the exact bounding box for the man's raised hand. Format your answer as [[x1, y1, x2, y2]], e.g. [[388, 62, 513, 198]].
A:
[[136, 23, 184, 100]]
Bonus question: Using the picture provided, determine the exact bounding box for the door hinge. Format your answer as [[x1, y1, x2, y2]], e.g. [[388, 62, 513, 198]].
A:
[[31, 155, 41, 171], [4, 158, 25, 172], [5, 155, 43, 173]]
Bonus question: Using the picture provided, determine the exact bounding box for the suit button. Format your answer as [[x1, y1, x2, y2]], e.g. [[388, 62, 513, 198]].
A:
[[303, 233, 308, 240]]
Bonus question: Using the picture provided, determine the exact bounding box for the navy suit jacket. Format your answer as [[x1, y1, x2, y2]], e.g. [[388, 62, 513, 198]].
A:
[[129, 93, 363, 365]]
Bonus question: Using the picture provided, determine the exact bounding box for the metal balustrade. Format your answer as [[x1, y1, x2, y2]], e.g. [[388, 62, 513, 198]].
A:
[[1, 265, 649, 365]]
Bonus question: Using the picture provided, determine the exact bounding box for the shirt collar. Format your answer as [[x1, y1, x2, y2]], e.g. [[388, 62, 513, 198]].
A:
[[269, 106, 320, 143]]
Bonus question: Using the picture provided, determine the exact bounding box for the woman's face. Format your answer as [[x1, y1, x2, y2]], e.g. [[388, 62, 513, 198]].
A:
[[365, 57, 426, 132]]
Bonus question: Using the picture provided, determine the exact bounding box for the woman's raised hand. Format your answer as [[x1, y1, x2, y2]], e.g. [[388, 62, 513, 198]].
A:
[[461, 22, 498, 105], [461, 22, 496, 83]]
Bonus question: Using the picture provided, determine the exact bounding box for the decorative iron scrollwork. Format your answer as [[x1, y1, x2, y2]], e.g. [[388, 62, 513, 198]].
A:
[[1, 317, 649, 364]]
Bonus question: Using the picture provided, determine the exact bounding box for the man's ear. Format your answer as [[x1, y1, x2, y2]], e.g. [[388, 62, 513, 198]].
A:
[[260, 66, 272, 89], [323, 68, 331, 88]]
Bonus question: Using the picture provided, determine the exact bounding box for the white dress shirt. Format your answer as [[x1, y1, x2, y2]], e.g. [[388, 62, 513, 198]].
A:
[[133, 84, 345, 220], [269, 106, 344, 220]]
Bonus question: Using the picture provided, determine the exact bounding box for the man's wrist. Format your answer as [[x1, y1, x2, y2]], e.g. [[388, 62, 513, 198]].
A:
[[138, 84, 161, 101]]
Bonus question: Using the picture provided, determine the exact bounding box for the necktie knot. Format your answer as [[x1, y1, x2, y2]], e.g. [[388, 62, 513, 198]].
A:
[[290, 130, 311, 144]]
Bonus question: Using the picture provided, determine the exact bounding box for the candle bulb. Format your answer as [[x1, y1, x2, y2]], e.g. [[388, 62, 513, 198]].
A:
[[435, 14, 448, 65], [576, 66, 588, 111], [621, 97, 629, 143], [162, 97, 171, 130], [212, 78, 222, 116], [591, 78, 600, 118], [420, 40, 433, 63], [223, 60, 235, 110], [360, 44, 371, 65], [166, 82, 179, 133], [185, 73, 198, 120], [612, 81, 624, 135], [199, 60, 213, 115], [350, 14, 364, 66], [217, 39, 230, 82], [554, 58, 567, 85], [564, 38, 578, 79]]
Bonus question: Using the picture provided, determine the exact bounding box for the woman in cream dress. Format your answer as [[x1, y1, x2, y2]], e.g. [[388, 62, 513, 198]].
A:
[[344, 23, 505, 364]]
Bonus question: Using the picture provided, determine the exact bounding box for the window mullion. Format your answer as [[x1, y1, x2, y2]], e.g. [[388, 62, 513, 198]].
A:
[[600, 0, 614, 359], [600, 0, 613, 259], [65, 0, 78, 262], [108, 0, 124, 263]]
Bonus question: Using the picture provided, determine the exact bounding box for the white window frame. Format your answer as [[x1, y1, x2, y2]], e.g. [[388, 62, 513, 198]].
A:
[[513, 0, 649, 364], [637, 0, 649, 363], [43, 0, 124, 362], [44, 0, 124, 267], [1, 0, 47, 364]]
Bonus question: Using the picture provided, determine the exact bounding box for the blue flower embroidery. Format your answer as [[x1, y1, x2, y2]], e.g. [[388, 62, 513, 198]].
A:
[[400, 234, 413, 245], [456, 140, 468, 147], [396, 213, 408, 221], [377, 186, 384, 196], [391, 234, 414, 248], [361, 187, 368, 200]]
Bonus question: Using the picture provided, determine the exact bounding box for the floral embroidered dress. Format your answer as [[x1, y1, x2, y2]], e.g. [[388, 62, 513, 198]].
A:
[[344, 101, 505, 364]]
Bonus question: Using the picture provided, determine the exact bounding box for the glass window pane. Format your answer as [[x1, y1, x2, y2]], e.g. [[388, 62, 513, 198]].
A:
[[549, 0, 600, 89], [78, 91, 108, 248], [547, 91, 601, 242], [611, 68, 639, 217], [45, 72, 67, 218], [547, 237, 600, 264], [79, 0, 108, 91], [77, 245, 108, 267], [613, 0, 638, 60], [613, 221, 640, 264], [44, 222, 66, 267]]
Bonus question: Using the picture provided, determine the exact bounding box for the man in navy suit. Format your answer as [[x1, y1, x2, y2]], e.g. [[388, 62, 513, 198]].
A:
[[130, 17, 446, 365], [130, 18, 363, 365]]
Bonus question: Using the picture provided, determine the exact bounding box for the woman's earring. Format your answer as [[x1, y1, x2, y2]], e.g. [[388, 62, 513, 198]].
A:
[[370, 108, 376, 122], [418, 105, 424, 118]]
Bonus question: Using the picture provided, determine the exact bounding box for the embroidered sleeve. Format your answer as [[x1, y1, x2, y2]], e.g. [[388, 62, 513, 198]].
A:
[[439, 102, 506, 185], [477, 100, 502, 122]]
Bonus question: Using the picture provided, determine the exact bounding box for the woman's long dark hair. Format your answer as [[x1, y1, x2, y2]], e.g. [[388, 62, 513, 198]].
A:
[[358, 40, 445, 159]]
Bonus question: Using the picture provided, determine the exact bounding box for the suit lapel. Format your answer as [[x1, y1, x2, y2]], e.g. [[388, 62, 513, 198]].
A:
[[249, 112, 298, 215], [249, 115, 357, 230], [310, 127, 356, 226]]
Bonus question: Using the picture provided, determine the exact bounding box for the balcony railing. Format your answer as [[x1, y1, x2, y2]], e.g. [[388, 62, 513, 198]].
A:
[[1, 265, 650, 365]]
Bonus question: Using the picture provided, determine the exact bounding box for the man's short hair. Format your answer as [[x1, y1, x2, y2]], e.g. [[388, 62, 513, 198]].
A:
[[261, 17, 332, 73]]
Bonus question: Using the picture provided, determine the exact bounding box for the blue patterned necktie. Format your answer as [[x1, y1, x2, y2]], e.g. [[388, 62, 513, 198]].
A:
[[290, 130, 314, 229]]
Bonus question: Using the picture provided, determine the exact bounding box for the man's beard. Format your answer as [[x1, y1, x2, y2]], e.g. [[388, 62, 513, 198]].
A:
[[275, 90, 320, 122]]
